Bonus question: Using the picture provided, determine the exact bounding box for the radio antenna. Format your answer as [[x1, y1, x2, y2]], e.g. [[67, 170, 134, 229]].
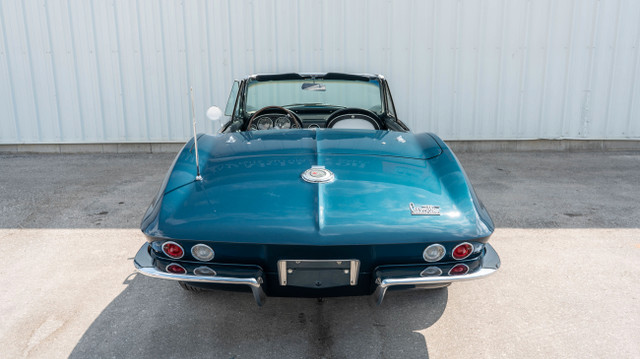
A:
[[190, 87, 203, 181]]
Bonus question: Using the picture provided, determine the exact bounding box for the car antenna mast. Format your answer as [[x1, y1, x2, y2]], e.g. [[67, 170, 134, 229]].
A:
[[190, 87, 203, 181]]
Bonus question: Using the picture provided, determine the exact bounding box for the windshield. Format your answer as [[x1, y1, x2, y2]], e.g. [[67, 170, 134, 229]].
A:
[[245, 79, 383, 114]]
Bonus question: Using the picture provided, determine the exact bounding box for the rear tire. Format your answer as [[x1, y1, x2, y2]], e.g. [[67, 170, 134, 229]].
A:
[[179, 281, 203, 292]]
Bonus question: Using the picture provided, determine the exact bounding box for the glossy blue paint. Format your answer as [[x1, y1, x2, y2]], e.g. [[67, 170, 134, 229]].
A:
[[137, 73, 499, 303], [141, 129, 493, 247]]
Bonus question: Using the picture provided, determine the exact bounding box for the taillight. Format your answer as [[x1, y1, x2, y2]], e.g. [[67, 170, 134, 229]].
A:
[[191, 244, 215, 261], [420, 266, 443, 277], [452, 242, 473, 260], [194, 266, 217, 276], [423, 244, 446, 262], [166, 263, 186, 274], [449, 264, 469, 275], [162, 241, 184, 259]]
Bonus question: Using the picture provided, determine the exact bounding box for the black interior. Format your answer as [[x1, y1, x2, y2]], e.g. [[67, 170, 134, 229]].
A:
[[222, 73, 411, 133], [244, 106, 388, 130], [325, 108, 383, 130]]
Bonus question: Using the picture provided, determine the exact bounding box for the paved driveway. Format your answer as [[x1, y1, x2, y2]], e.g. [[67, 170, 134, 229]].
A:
[[0, 151, 638, 358]]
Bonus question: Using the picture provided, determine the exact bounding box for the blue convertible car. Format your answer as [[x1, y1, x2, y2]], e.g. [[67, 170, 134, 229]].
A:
[[134, 72, 500, 305]]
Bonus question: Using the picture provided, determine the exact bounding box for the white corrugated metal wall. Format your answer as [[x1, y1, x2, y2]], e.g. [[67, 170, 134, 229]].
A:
[[1, 0, 639, 143]]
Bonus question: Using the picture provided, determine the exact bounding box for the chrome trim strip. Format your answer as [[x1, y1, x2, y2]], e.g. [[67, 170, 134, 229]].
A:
[[349, 260, 359, 286], [134, 243, 266, 306], [277, 260, 287, 286], [373, 243, 500, 305]]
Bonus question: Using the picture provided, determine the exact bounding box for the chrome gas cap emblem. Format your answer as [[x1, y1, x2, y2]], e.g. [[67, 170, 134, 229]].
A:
[[301, 166, 335, 184]]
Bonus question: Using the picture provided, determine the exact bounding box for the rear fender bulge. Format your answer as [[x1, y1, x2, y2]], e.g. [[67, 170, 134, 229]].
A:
[[427, 134, 494, 234], [141, 136, 201, 234]]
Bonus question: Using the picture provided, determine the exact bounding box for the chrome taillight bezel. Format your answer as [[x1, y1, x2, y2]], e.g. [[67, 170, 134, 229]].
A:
[[452, 242, 473, 260], [166, 263, 186, 274], [194, 266, 217, 276], [191, 244, 215, 261], [423, 244, 446, 262], [448, 263, 469, 275], [420, 266, 443, 277], [162, 241, 185, 259]]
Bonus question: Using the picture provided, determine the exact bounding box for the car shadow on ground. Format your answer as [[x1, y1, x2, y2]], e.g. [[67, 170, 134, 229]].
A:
[[69, 272, 447, 359]]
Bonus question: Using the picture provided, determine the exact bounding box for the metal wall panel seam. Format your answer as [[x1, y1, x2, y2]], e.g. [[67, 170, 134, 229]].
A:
[[428, 0, 437, 134], [603, 0, 623, 137], [451, 0, 461, 137], [0, 2, 20, 140], [66, 0, 86, 140], [181, 0, 193, 135], [43, 0, 64, 141], [20, 1, 43, 141], [560, 0, 577, 138], [204, 0, 214, 124], [272, 1, 280, 71], [537, 0, 555, 138], [341, 0, 347, 72], [226, 0, 236, 83], [89, 0, 107, 141], [364, 0, 370, 74], [408, 0, 415, 127], [384, 0, 392, 81], [135, 0, 150, 141], [494, 0, 507, 138], [626, 2, 640, 134], [471, 0, 486, 137], [516, 0, 532, 139], [295, 1, 301, 72], [248, 3, 256, 73], [582, 0, 601, 138], [157, 1, 172, 140], [316, 0, 323, 71], [112, 0, 128, 140]]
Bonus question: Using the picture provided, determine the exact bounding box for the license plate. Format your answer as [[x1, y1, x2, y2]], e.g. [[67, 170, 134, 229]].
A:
[[277, 259, 360, 288]]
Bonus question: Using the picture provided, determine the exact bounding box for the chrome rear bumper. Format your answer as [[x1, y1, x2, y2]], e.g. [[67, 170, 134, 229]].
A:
[[133, 243, 267, 306], [134, 242, 500, 306], [372, 243, 501, 305]]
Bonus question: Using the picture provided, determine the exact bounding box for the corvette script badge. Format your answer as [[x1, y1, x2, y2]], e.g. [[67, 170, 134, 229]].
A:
[[409, 202, 440, 216]]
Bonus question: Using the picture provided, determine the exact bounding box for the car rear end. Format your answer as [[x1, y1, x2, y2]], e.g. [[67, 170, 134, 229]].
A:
[[134, 130, 500, 305]]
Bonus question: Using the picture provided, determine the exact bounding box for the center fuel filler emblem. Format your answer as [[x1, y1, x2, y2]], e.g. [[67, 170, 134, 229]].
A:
[[301, 166, 335, 184]]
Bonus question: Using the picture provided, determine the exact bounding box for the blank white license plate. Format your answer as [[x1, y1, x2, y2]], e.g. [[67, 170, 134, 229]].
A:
[[277, 259, 360, 288]]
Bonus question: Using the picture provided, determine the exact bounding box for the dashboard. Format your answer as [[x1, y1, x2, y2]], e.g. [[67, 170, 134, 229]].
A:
[[244, 107, 385, 131], [248, 111, 333, 130], [248, 115, 301, 131]]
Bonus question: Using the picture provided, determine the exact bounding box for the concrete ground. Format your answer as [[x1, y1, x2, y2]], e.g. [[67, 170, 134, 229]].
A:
[[0, 150, 638, 358]]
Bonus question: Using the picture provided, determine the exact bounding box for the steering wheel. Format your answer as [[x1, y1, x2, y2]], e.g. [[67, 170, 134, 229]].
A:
[[325, 108, 384, 130], [246, 106, 303, 131]]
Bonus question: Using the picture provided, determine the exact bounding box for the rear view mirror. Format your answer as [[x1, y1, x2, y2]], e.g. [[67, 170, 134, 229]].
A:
[[301, 83, 326, 91], [206, 106, 223, 122]]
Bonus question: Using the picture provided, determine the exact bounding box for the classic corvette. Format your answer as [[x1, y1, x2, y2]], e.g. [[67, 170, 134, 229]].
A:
[[134, 72, 500, 305]]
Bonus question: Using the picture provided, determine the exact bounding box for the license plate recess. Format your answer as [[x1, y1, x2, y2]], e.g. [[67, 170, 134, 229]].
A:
[[277, 259, 360, 288]]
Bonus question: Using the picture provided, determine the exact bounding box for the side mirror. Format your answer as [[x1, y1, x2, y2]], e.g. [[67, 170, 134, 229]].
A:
[[206, 106, 223, 122]]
